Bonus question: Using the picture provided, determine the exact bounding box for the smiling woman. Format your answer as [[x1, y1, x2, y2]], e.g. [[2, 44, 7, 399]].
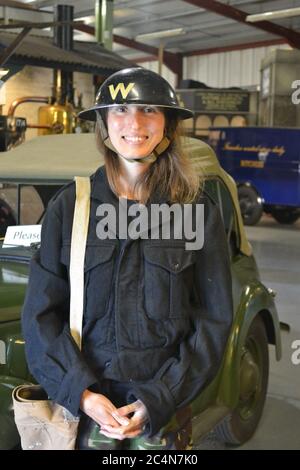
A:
[[21, 67, 234, 451], [107, 105, 165, 161], [91, 68, 200, 205]]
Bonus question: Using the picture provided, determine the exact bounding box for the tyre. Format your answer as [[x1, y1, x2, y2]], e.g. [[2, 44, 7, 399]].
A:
[[238, 186, 263, 226], [271, 209, 300, 225], [0, 199, 16, 237], [215, 316, 269, 446]]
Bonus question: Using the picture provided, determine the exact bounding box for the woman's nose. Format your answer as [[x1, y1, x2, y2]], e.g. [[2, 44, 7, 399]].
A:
[[127, 111, 142, 129]]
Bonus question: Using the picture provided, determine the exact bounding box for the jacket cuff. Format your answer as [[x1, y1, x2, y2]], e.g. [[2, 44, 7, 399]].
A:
[[127, 380, 176, 437], [56, 364, 97, 416]]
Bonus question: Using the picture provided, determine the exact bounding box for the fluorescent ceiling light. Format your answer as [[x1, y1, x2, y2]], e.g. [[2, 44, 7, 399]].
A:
[[76, 16, 95, 24], [0, 69, 9, 79], [136, 28, 185, 41], [246, 7, 300, 23], [114, 8, 136, 18]]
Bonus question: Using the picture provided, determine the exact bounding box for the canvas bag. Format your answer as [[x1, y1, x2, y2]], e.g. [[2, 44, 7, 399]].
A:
[[13, 176, 91, 450]]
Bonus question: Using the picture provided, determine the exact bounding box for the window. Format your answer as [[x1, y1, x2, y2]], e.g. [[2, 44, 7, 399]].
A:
[[0, 183, 62, 237], [204, 178, 240, 257]]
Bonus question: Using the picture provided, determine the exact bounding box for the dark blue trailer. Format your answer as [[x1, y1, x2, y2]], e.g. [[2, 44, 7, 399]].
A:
[[209, 127, 300, 225]]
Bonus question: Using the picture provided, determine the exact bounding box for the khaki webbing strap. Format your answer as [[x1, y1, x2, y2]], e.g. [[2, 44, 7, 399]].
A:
[[69, 176, 91, 349]]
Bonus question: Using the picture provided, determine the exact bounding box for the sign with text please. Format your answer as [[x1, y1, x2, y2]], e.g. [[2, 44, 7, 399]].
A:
[[3, 225, 41, 248]]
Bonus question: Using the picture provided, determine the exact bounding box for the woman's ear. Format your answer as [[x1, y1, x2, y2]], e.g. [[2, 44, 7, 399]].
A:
[[96, 112, 108, 140]]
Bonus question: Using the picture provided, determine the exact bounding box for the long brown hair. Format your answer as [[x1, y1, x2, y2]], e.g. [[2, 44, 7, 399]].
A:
[[95, 110, 202, 205]]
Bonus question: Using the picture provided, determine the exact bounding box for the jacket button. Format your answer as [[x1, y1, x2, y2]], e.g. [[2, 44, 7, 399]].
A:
[[105, 361, 111, 368]]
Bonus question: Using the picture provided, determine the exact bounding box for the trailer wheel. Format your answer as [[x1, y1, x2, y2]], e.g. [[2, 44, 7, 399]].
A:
[[238, 186, 263, 226], [0, 199, 16, 237], [214, 316, 269, 446], [271, 209, 300, 225]]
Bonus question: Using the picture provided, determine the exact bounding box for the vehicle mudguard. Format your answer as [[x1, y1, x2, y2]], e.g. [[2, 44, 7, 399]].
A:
[[217, 279, 281, 409]]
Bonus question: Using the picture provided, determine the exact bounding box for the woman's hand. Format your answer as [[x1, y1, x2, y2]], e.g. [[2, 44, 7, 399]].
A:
[[80, 389, 129, 429], [99, 399, 149, 440]]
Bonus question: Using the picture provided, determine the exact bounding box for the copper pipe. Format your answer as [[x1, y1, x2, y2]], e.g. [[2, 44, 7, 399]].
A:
[[26, 124, 51, 129], [8, 97, 50, 118]]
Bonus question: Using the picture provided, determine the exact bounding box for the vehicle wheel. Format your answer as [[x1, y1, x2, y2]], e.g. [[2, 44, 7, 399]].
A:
[[238, 186, 263, 226], [214, 316, 269, 446], [0, 199, 16, 237], [271, 209, 300, 225]]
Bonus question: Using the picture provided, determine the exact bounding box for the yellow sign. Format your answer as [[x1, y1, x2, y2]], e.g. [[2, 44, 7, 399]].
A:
[[109, 82, 135, 100], [240, 160, 265, 168], [223, 142, 285, 157]]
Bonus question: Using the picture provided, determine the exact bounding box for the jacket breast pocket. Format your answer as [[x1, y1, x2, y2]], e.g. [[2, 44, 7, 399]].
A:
[[61, 242, 116, 320], [143, 244, 195, 320]]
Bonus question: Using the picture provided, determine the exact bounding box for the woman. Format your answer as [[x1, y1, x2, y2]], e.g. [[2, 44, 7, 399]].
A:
[[22, 67, 233, 450]]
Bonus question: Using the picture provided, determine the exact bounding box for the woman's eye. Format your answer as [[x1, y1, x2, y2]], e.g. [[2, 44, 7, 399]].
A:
[[115, 106, 127, 113], [144, 107, 155, 113]]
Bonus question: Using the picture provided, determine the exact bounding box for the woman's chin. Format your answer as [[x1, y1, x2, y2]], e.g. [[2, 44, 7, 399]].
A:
[[119, 152, 153, 160]]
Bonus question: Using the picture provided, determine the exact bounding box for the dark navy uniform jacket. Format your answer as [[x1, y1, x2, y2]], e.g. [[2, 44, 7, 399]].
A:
[[22, 165, 233, 436]]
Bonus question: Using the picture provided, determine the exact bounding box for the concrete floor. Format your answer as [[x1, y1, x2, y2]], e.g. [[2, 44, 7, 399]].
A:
[[198, 214, 300, 450]]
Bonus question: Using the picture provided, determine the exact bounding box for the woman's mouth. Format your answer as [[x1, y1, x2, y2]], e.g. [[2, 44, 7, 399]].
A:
[[122, 136, 148, 144]]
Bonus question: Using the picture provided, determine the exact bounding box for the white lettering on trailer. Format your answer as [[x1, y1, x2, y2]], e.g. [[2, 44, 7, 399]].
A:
[[291, 80, 300, 105], [291, 340, 300, 365], [0, 340, 6, 365]]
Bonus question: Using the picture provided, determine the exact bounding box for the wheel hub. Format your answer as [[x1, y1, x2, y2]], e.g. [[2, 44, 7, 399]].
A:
[[240, 349, 260, 402]]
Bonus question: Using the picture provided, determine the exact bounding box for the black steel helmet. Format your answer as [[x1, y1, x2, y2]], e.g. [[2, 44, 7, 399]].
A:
[[78, 67, 193, 121]]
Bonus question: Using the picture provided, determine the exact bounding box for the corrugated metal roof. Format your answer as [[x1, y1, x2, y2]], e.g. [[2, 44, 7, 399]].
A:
[[109, 0, 300, 60], [1, 1, 300, 61], [0, 31, 132, 74]]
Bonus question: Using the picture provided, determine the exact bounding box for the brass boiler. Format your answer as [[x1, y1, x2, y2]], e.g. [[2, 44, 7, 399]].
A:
[[38, 101, 74, 135]]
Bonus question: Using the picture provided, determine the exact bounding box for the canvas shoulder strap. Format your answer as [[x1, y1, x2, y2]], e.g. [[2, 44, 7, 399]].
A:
[[69, 176, 91, 350]]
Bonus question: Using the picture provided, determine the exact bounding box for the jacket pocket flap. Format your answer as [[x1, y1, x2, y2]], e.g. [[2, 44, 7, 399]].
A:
[[61, 243, 116, 271], [143, 245, 195, 274]]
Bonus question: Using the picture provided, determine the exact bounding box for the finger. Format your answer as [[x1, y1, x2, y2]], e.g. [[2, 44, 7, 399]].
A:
[[116, 403, 137, 417], [101, 424, 130, 436], [93, 413, 122, 428], [100, 427, 125, 437], [99, 429, 126, 441], [101, 419, 142, 436], [101, 427, 143, 440], [111, 411, 130, 426]]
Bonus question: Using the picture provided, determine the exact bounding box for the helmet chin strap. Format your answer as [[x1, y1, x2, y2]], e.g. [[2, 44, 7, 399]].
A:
[[104, 136, 170, 164], [96, 112, 170, 164]]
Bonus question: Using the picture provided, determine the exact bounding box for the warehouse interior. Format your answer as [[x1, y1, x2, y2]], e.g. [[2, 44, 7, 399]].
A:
[[0, 0, 299, 451]]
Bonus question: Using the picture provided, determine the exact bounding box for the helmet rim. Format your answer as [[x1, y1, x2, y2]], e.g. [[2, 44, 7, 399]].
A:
[[78, 102, 193, 122], [78, 67, 193, 122]]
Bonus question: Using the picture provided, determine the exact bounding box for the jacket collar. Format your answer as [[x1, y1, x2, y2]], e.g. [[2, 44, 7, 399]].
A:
[[90, 165, 170, 206], [90, 165, 118, 206], [90, 165, 172, 239]]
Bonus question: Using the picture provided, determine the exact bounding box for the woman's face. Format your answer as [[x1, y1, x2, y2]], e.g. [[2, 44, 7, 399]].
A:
[[107, 105, 165, 159]]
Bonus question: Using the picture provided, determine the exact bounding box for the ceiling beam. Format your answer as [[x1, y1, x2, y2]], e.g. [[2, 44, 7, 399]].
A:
[[75, 23, 183, 80], [183, 0, 300, 49], [185, 38, 288, 57], [0, 26, 32, 66], [134, 38, 287, 63], [0, 0, 38, 11], [23, 0, 53, 7]]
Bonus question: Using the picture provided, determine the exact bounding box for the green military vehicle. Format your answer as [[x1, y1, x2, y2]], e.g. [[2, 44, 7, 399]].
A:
[[0, 134, 281, 449]]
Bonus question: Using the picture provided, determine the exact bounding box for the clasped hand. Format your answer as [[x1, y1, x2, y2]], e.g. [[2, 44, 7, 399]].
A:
[[80, 390, 148, 440]]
